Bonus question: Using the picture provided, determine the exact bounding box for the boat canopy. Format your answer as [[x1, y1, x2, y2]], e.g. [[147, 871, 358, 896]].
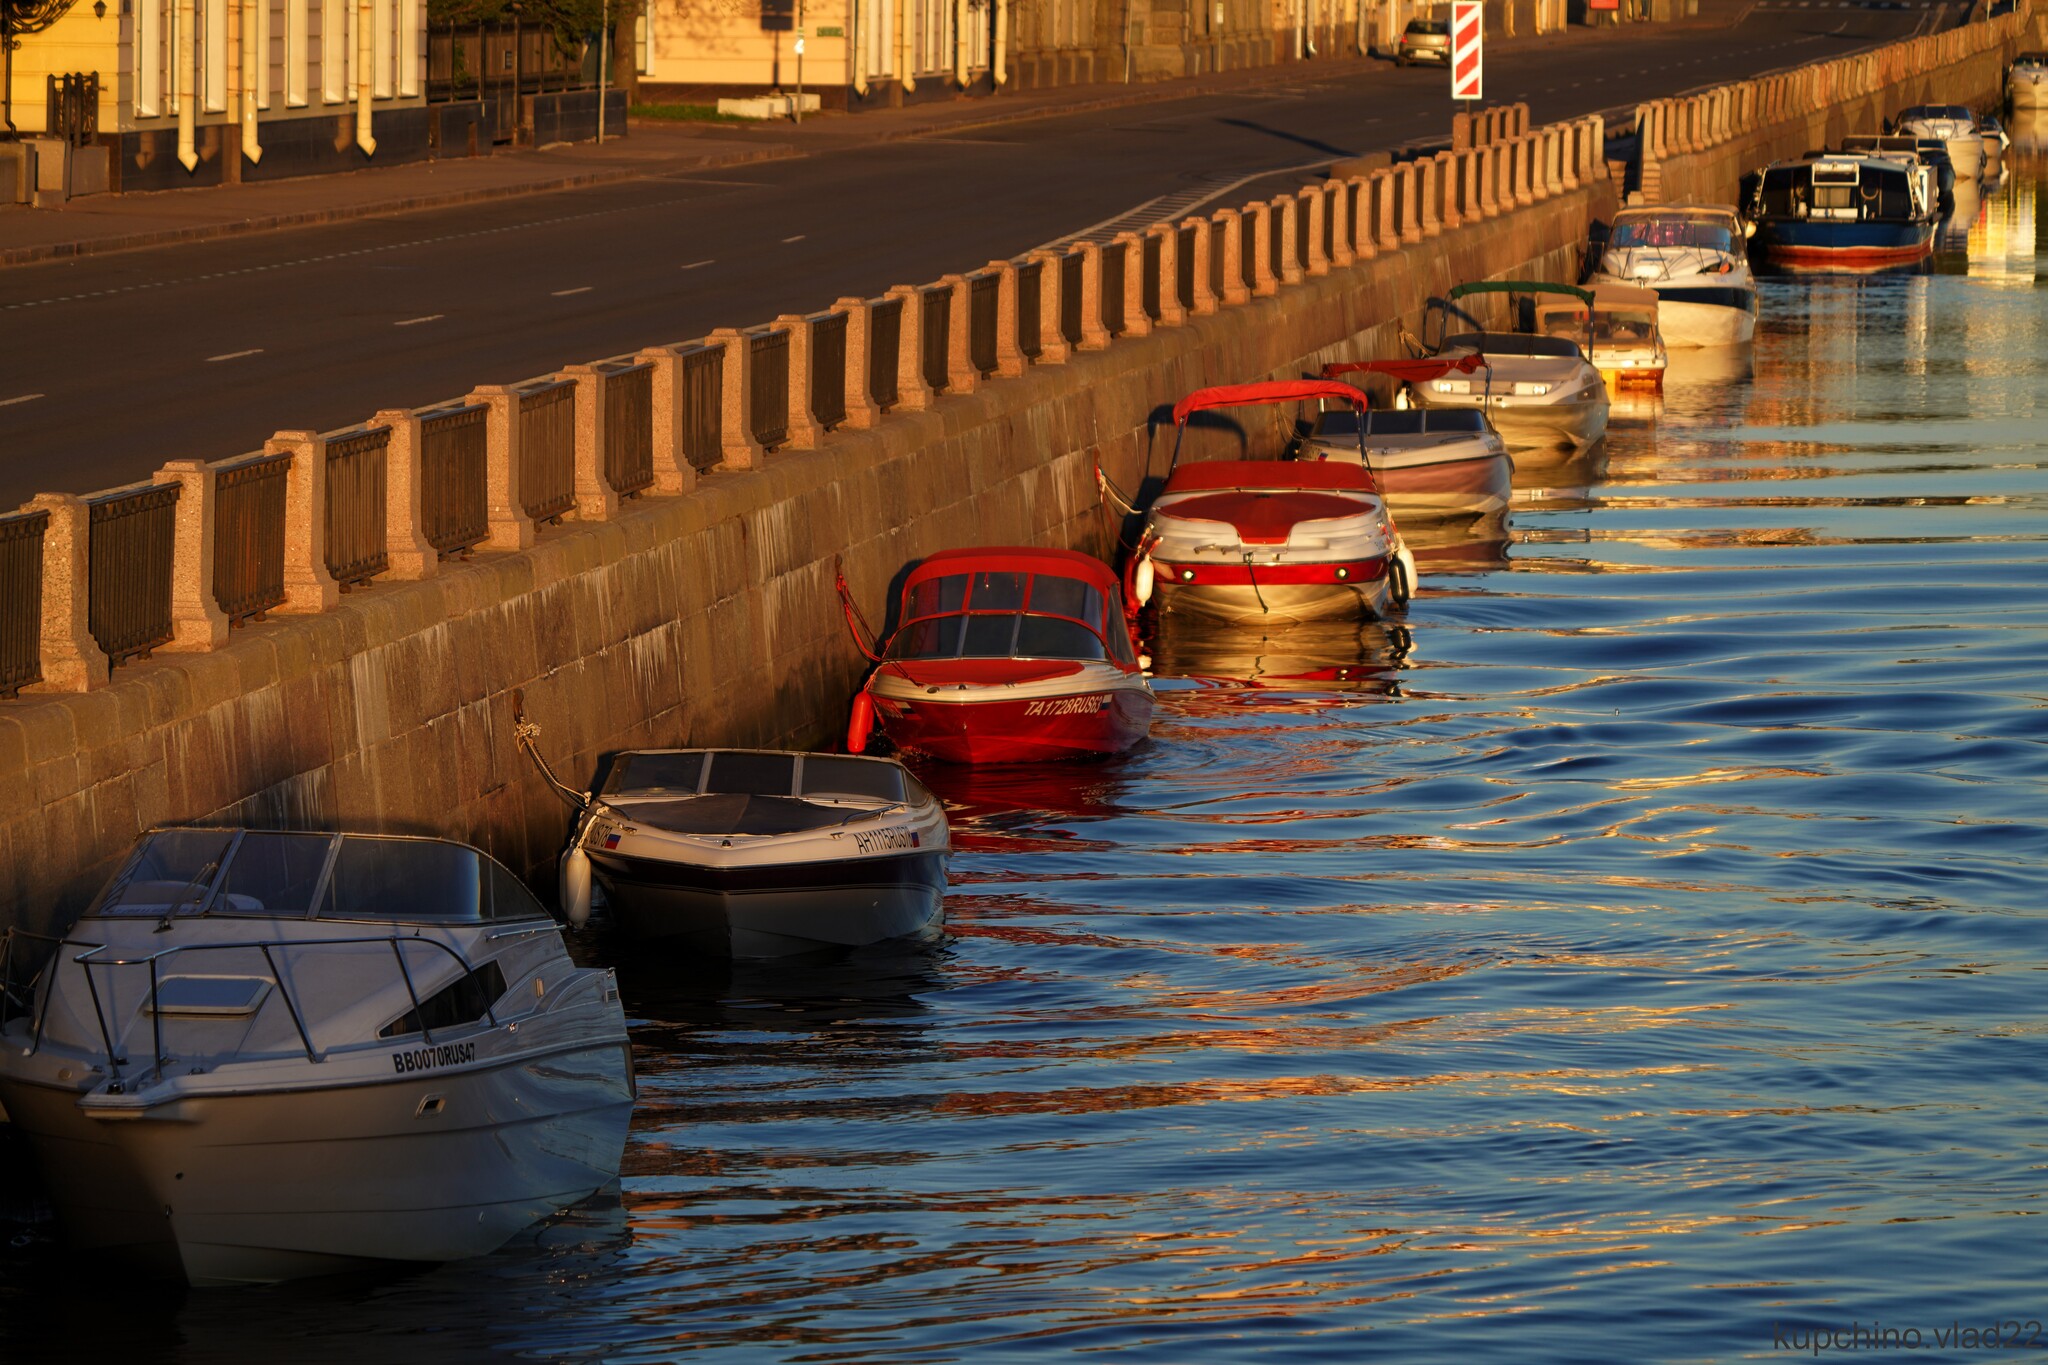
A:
[[1321, 355, 1488, 383], [1442, 331, 1582, 359], [1172, 380, 1365, 426], [1312, 408, 1491, 437], [886, 559, 1135, 667], [90, 829, 549, 924], [1446, 281, 1594, 305], [1897, 104, 1973, 121]]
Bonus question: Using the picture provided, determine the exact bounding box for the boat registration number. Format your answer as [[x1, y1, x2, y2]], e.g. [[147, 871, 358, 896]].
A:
[[393, 1041, 478, 1074], [1023, 696, 1105, 717], [851, 827, 922, 854]]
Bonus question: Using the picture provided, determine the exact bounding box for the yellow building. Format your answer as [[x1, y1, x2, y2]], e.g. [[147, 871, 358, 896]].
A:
[[7, 0, 433, 191]]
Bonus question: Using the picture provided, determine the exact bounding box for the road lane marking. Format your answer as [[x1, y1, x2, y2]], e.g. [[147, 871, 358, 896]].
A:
[[552, 286, 593, 296], [782, 234, 806, 243], [0, 393, 44, 407], [394, 314, 444, 326], [206, 348, 265, 362], [682, 259, 715, 270]]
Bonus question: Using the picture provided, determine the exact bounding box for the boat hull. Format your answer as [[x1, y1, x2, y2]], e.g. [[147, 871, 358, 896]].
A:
[[1150, 574, 1391, 625], [2012, 76, 2048, 112], [1374, 449, 1513, 519], [1650, 286, 1758, 347], [591, 848, 948, 957], [0, 1043, 633, 1286], [873, 687, 1153, 764], [1751, 217, 1935, 270], [1480, 394, 1608, 454]]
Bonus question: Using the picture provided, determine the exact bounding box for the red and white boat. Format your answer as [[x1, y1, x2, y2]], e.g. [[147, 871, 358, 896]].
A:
[[846, 546, 1152, 765], [1311, 357, 1512, 519], [1133, 382, 1417, 626]]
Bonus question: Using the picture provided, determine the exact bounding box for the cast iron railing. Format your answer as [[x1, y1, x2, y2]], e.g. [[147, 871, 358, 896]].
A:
[[921, 286, 951, 394], [1101, 245, 1126, 336], [750, 328, 790, 449], [869, 296, 902, 411], [212, 452, 290, 624], [969, 274, 1000, 376], [679, 344, 724, 470], [602, 364, 654, 497], [518, 381, 576, 524], [810, 312, 848, 429], [1017, 260, 1043, 360], [1141, 233, 1162, 321], [86, 482, 179, 666], [1060, 251, 1084, 345], [0, 510, 47, 697], [324, 426, 391, 588], [420, 404, 490, 555]]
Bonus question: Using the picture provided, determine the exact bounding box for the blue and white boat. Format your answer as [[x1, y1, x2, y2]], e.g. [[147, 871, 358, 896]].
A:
[[1742, 151, 1938, 273]]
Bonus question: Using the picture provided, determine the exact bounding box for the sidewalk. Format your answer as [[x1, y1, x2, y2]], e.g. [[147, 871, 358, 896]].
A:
[[0, 15, 1735, 270]]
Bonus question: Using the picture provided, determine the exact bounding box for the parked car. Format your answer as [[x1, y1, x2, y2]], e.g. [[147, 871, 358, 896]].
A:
[[1397, 19, 1451, 66]]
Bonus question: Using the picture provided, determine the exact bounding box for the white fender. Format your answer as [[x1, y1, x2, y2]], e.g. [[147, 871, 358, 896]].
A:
[[1392, 541, 1419, 609], [559, 845, 593, 927], [1134, 555, 1156, 605]]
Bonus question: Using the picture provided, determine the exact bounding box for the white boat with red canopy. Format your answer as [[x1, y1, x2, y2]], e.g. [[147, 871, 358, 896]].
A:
[[845, 546, 1153, 765], [1134, 381, 1417, 625], [1310, 356, 1512, 519]]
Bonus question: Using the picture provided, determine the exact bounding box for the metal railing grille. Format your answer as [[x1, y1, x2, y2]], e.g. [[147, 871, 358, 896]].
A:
[[750, 329, 790, 449], [679, 344, 724, 470], [921, 287, 951, 394], [1267, 208, 1283, 281], [1295, 197, 1311, 266], [1141, 234, 1162, 321], [810, 313, 848, 429], [869, 297, 902, 412], [1101, 246, 1126, 337], [420, 404, 491, 556], [518, 383, 576, 524], [1177, 224, 1197, 311], [324, 427, 391, 588], [87, 483, 179, 666], [0, 510, 47, 697], [968, 274, 1000, 376], [1242, 210, 1259, 293], [603, 364, 654, 497], [1060, 252, 1084, 345], [1017, 260, 1043, 360], [1322, 191, 1336, 259], [212, 453, 290, 625]]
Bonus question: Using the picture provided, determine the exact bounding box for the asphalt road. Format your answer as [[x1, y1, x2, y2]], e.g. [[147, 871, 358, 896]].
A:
[[0, 5, 1938, 505]]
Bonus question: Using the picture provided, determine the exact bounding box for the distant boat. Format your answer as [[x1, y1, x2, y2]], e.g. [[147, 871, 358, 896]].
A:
[[1742, 151, 1938, 272], [2010, 53, 2048, 113], [1312, 357, 1513, 519], [845, 546, 1154, 765], [1533, 282, 1668, 391], [1892, 104, 1985, 179], [1136, 381, 1416, 625], [0, 828, 633, 1286], [1590, 204, 1758, 348]]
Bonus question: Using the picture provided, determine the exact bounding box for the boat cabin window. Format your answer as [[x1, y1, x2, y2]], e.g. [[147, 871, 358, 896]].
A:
[[1313, 409, 1489, 437], [602, 751, 704, 798], [1607, 219, 1736, 253], [893, 569, 1127, 665], [379, 960, 506, 1040], [705, 750, 798, 797], [892, 613, 1109, 662], [1444, 331, 1581, 360], [799, 756, 907, 803]]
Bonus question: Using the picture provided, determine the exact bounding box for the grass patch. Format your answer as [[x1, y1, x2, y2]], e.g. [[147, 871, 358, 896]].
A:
[[630, 102, 752, 123]]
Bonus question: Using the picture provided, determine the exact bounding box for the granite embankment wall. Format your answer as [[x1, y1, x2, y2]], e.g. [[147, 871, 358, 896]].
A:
[[1631, 9, 2039, 206], [0, 125, 1607, 936]]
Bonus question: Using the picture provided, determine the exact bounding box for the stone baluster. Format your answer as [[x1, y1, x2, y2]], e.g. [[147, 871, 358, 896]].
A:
[[24, 493, 108, 691], [830, 297, 884, 426], [707, 326, 769, 462], [465, 386, 537, 548], [153, 460, 229, 651], [370, 407, 440, 573]]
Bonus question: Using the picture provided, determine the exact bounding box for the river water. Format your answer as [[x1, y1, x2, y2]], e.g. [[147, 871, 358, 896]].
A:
[[3, 163, 2045, 1363]]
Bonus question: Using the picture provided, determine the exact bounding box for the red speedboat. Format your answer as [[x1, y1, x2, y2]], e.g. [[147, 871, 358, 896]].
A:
[[1133, 381, 1417, 625], [846, 547, 1153, 765], [1312, 357, 1513, 520]]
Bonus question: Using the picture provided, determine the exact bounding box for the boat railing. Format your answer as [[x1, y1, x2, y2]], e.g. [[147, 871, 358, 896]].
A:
[[0, 926, 496, 1089]]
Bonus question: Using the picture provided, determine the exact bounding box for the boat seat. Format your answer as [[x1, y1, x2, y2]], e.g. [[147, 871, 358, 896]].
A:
[[1161, 491, 1371, 544]]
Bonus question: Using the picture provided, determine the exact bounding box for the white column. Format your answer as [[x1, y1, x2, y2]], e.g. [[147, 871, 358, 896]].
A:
[[139, 0, 165, 115], [398, 0, 419, 96], [322, 0, 345, 101], [373, 0, 393, 97], [287, 0, 308, 104], [205, 0, 229, 110]]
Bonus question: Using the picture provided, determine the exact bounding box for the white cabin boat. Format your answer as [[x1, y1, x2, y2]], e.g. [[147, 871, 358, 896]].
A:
[[1590, 204, 1758, 347]]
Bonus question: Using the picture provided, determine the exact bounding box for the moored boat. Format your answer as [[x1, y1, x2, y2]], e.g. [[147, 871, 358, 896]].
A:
[[1136, 381, 1416, 625], [559, 749, 949, 958], [1742, 150, 1938, 272], [0, 828, 633, 1286], [847, 546, 1153, 765], [1589, 204, 1758, 348], [1412, 283, 1610, 453], [2011, 53, 2048, 113], [1535, 282, 1667, 390], [1311, 357, 1512, 519], [1840, 133, 1954, 211], [1892, 104, 1985, 180]]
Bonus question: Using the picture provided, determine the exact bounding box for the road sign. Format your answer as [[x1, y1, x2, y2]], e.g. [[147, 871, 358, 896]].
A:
[[1451, 1, 1483, 101]]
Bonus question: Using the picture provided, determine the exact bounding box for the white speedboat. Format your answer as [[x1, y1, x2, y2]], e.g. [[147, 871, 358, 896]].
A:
[[1135, 381, 1417, 625], [1535, 282, 1667, 390], [0, 828, 633, 1286], [1414, 284, 1609, 454], [562, 749, 949, 958], [1978, 113, 2009, 178], [1590, 204, 1757, 347], [2008, 54, 2048, 114], [1893, 104, 1985, 179], [1310, 358, 1512, 519]]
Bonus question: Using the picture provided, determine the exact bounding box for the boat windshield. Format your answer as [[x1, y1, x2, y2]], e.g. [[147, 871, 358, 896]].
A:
[[1442, 331, 1581, 359], [892, 569, 1130, 664], [90, 830, 547, 923], [1314, 409, 1490, 437], [603, 751, 908, 804], [1607, 219, 1736, 252]]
